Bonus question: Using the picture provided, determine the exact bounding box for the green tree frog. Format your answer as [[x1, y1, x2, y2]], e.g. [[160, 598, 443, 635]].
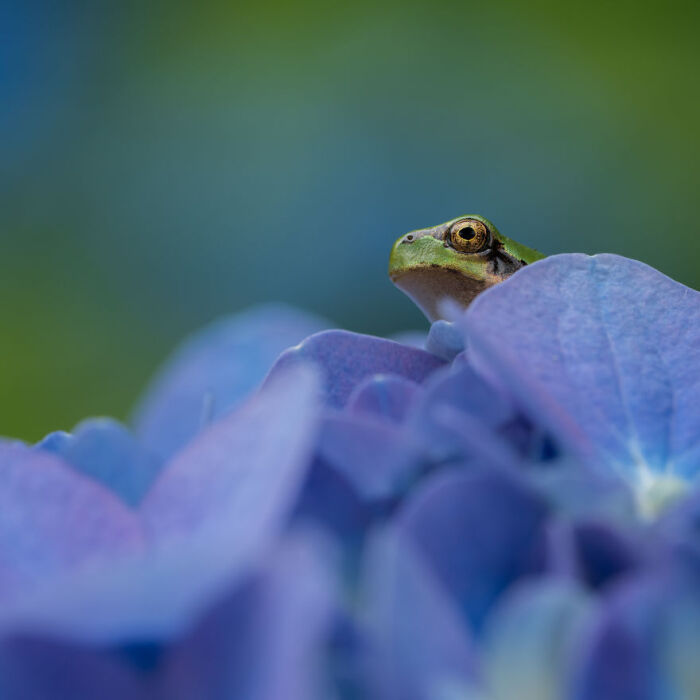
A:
[[388, 214, 544, 321]]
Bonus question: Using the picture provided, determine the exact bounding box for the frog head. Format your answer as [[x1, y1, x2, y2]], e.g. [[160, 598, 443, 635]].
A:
[[388, 214, 544, 321]]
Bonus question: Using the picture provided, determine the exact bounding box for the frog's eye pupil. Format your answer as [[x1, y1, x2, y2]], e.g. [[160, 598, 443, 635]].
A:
[[449, 219, 491, 253]]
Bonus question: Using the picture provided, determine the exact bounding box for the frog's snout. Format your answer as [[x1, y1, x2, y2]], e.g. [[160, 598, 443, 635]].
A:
[[393, 225, 441, 249], [389, 235, 411, 280]]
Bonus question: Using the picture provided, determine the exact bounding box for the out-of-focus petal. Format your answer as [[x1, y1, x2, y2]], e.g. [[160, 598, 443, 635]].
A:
[[0, 635, 148, 700], [0, 444, 144, 601], [0, 532, 336, 700], [0, 366, 320, 643], [405, 363, 522, 467], [264, 330, 445, 409], [316, 413, 423, 500], [132, 304, 328, 461], [657, 585, 700, 700], [529, 464, 635, 523], [292, 457, 373, 558], [160, 531, 336, 700], [361, 529, 477, 700], [655, 489, 700, 565], [0, 635, 147, 700], [465, 254, 700, 506], [346, 375, 420, 424], [569, 521, 643, 592], [481, 579, 593, 700], [36, 419, 161, 507], [571, 576, 670, 700], [425, 320, 465, 362], [34, 432, 71, 452], [395, 470, 550, 633], [141, 363, 320, 541], [390, 330, 427, 349]]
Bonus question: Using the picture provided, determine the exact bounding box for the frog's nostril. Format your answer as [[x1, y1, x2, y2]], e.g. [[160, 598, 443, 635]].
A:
[[405, 235, 414, 242]]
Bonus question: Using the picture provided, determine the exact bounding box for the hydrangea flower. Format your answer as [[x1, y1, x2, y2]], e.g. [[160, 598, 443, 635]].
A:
[[0, 254, 698, 699]]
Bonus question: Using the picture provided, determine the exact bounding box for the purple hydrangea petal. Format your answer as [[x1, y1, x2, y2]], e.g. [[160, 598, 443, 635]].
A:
[[427, 403, 524, 471], [316, 413, 424, 500], [656, 587, 700, 699], [160, 531, 336, 700], [362, 529, 477, 699], [571, 576, 670, 700], [396, 470, 550, 633], [0, 635, 147, 700], [654, 489, 700, 568], [0, 530, 247, 643], [0, 444, 144, 601], [292, 457, 373, 554], [264, 330, 445, 409], [570, 521, 643, 592], [425, 320, 465, 362], [36, 419, 162, 508], [346, 375, 420, 424], [132, 304, 328, 461], [389, 330, 427, 349], [465, 254, 700, 495], [530, 465, 636, 523], [481, 580, 593, 700], [141, 364, 320, 541], [34, 431, 72, 453], [0, 532, 336, 700], [0, 366, 320, 643], [406, 363, 524, 467]]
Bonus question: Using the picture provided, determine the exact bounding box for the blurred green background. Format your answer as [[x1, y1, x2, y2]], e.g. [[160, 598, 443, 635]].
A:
[[2, 0, 700, 441]]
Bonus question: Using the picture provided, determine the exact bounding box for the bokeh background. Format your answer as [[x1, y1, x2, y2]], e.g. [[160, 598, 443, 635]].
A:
[[3, 0, 700, 441]]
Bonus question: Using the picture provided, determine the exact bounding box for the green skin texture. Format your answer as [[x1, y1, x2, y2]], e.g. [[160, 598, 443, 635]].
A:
[[388, 214, 544, 321]]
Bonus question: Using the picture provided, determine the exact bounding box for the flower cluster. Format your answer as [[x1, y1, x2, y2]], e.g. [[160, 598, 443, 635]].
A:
[[1, 254, 699, 699]]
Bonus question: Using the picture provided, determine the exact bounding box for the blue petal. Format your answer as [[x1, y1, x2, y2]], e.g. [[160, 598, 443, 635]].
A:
[[465, 254, 700, 500], [361, 529, 477, 700], [405, 362, 526, 468], [542, 515, 645, 593], [34, 432, 71, 452], [316, 413, 423, 500], [569, 521, 643, 592], [0, 444, 144, 601], [141, 363, 320, 544], [0, 637, 147, 700], [655, 488, 700, 566], [571, 576, 673, 700], [0, 366, 320, 642], [292, 456, 373, 557], [159, 531, 336, 700], [389, 330, 427, 349], [529, 464, 636, 523], [481, 579, 593, 700], [346, 375, 420, 424], [654, 585, 700, 700], [425, 320, 465, 362], [395, 470, 550, 633], [0, 532, 336, 700], [36, 419, 161, 507], [132, 304, 328, 461], [264, 330, 445, 409]]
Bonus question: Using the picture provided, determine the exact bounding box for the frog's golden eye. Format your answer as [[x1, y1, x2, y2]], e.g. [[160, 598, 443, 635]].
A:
[[448, 219, 491, 254]]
